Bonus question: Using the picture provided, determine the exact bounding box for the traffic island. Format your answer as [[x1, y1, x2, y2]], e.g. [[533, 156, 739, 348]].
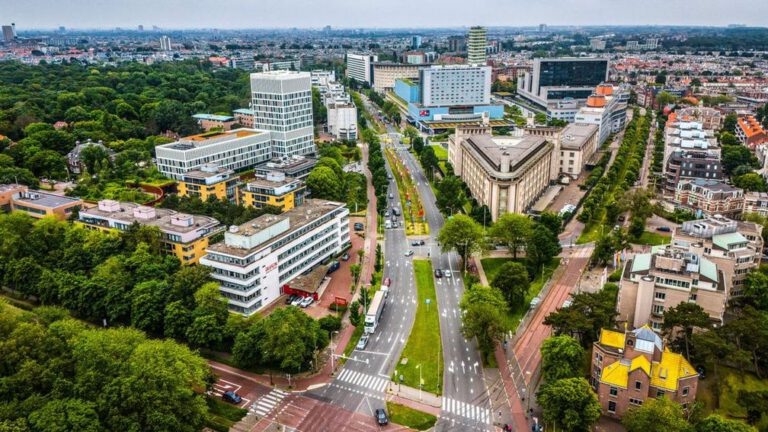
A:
[[384, 147, 429, 236]]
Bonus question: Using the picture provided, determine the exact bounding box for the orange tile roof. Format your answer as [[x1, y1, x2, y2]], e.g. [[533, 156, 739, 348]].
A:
[[738, 116, 767, 138]]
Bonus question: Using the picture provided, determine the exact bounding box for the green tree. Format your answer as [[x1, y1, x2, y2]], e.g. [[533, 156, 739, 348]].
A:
[[437, 214, 486, 270], [25, 150, 67, 180], [696, 414, 755, 432], [350, 263, 362, 287], [540, 335, 585, 382], [538, 211, 562, 234], [623, 396, 692, 432], [163, 300, 193, 340], [28, 399, 101, 432], [722, 144, 756, 175], [306, 165, 342, 200], [537, 378, 601, 432], [526, 223, 561, 272], [316, 156, 344, 179], [459, 284, 509, 356], [489, 213, 532, 259], [435, 176, 467, 215], [723, 113, 738, 133], [260, 307, 327, 372], [733, 172, 768, 192], [412, 136, 424, 154], [490, 261, 530, 309], [232, 321, 265, 369], [662, 302, 711, 360], [130, 280, 169, 334], [656, 90, 677, 106], [419, 146, 439, 180], [544, 285, 619, 347]]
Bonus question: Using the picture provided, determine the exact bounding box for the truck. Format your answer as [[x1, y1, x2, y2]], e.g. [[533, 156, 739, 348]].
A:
[[364, 291, 386, 334]]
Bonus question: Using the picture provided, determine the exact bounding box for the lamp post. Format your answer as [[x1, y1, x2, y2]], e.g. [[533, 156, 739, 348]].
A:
[[330, 330, 339, 374], [416, 363, 423, 401]]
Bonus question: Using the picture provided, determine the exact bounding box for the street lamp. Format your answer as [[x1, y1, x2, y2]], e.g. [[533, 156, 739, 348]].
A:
[[416, 364, 423, 401], [330, 330, 339, 374]]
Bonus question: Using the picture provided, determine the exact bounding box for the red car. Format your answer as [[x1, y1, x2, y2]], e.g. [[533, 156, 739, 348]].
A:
[[383, 277, 391, 287]]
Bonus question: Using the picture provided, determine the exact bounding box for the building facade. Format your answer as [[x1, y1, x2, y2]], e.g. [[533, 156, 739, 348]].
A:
[[467, 26, 487, 66], [239, 172, 306, 212], [736, 115, 768, 149], [327, 103, 358, 141], [0, 185, 82, 220], [558, 123, 599, 177], [573, 85, 628, 145], [419, 65, 492, 107], [346, 53, 378, 85], [78, 200, 222, 265], [177, 163, 241, 203], [518, 57, 609, 108], [200, 199, 350, 315], [372, 62, 423, 93], [250, 71, 315, 158], [664, 151, 723, 193], [673, 179, 744, 217]]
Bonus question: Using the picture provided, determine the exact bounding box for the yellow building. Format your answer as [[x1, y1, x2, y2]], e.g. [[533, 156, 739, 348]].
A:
[[177, 163, 241, 203], [239, 172, 306, 212], [0, 184, 83, 220], [78, 199, 223, 265]]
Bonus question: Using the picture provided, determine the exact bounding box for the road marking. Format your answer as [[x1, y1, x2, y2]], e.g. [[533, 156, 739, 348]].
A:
[[336, 369, 389, 393], [250, 389, 287, 418], [441, 397, 491, 424]]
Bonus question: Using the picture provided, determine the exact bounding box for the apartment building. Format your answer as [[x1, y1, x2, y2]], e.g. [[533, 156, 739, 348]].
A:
[[327, 102, 358, 141], [664, 151, 723, 193], [0, 185, 83, 220], [192, 114, 236, 131], [573, 85, 628, 145], [346, 53, 378, 85], [744, 191, 768, 217], [448, 125, 555, 221], [467, 26, 487, 65], [177, 163, 241, 203], [591, 327, 698, 419], [155, 129, 273, 180], [233, 108, 256, 128], [239, 172, 306, 212], [253, 155, 317, 181], [200, 199, 350, 315], [558, 123, 599, 177], [78, 200, 222, 265], [663, 121, 719, 170], [673, 179, 744, 217], [518, 57, 609, 108], [667, 107, 722, 131], [250, 71, 315, 158], [736, 115, 768, 149]]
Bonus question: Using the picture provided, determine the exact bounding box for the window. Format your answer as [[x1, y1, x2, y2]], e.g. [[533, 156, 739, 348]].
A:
[[654, 292, 666, 300], [657, 390, 665, 398], [682, 387, 689, 396], [635, 381, 642, 390], [608, 401, 616, 413], [610, 387, 618, 396], [652, 304, 664, 315], [629, 398, 643, 405]]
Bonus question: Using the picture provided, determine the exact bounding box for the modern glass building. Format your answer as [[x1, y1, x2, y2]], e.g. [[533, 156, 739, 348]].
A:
[[518, 57, 609, 108]]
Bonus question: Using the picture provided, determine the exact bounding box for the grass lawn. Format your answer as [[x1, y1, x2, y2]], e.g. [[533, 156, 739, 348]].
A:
[[430, 144, 448, 160], [635, 231, 670, 246], [205, 396, 247, 432], [480, 257, 561, 332], [576, 225, 603, 244], [698, 365, 768, 429], [386, 401, 438, 431], [139, 178, 176, 188], [395, 260, 443, 395]]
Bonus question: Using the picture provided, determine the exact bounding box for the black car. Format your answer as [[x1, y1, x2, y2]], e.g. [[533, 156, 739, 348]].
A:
[[411, 239, 426, 246], [222, 391, 242, 404], [354, 223, 364, 231], [656, 226, 672, 232], [434, 268, 443, 278], [285, 294, 299, 304], [374, 408, 388, 425]]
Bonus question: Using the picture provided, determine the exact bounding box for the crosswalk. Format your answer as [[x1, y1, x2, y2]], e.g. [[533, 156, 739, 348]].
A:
[[250, 389, 287, 418], [441, 397, 491, 424], [335, 369, 389, 392]]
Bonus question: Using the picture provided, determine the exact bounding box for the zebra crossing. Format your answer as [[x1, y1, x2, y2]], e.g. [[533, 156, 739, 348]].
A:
[[250, 389, 287, 418], [441, 397, 491, 424], [335, 369, 389, 392]]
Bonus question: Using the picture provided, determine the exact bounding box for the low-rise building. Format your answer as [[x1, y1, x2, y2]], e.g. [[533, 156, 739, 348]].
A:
[[78, 199, 222, 265], [1, 186, 82, 220], [744, 191, 768, 217], [372, 62, 423, 93], [573, 85, 628, 145], [664, 150, 723, 193], [239, 172, 306, 212], [668, 107, 722, 131], [233, 108, 256, 128], [558, 123, 599, 177], [448, 125, 556, 221], [736, 115, 768, 149], [591, 327, 698, 419], [253, 155, 317, 181], [192, 114, 236, 131], [327, 102, 358, 141], [66, 139, 115, 175], [672, 179, 744, 217], [177, 163, 241, 203], [201, 199, 350, 315]]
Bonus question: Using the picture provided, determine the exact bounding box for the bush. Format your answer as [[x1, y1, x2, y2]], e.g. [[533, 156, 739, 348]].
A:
[[608, 269, 622, 282], [319, 315, 342, 333], [329, 303, 348, 313]]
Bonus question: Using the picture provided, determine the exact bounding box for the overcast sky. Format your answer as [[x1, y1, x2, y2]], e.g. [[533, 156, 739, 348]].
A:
[[2, 0, 767, 30]]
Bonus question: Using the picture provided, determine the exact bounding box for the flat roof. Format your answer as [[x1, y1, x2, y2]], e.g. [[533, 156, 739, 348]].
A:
[[207, 199, 345, 257], [13, 191, 82, 208], [80, 201, 220, 234], [193, 114, 235, 122], [560, 123, 599, 150], [0, 184, 25, 193], [158, 128, 268, 151], [246, 176, 302, 190], [182, 166, 235, 180]]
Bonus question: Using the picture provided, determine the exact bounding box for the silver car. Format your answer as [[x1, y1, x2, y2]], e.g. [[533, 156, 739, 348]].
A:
[[356, 335, 370, 350]]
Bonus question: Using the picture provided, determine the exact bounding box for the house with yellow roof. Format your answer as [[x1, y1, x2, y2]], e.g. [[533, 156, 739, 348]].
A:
[[591, 326, 698, 419]]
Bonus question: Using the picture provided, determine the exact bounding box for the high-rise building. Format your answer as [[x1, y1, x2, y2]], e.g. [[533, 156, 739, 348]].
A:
[[137, 24, 144, 31], [518, 57, 609, 108], [419, 65, 491, 107], [250, 71, 315, 158], [467, 26, 487, 65], [345, 53, 378, 85], [411, 35, 422, 49], [447, 35, 466, 52], [159, 35, 172, 51], [2, 25, 15, 43], [539, 23, 547, 33]]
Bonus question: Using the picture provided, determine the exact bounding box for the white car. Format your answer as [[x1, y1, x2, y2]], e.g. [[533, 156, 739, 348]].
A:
[[443, 270, 452, 278], [291, 296, 304, 306], [299, 297, 314, 308], [404, 250, 414, 257]]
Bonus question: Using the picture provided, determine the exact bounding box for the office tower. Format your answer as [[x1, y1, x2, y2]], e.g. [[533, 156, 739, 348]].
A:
[[345, 53, 378, 85], [411, 35, 422, 49], [517, 57, 609, 107], [467, 26, 487, 65], [250, 71, 315, 158], [159, 35, 172, 51], [2, 25, 14, 42], [138, 24, 144, 31], [447, 35, 466, 52], [539, 23, 547, 33]]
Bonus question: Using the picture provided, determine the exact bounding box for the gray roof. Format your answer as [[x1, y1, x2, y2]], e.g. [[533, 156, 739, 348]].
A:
[[13, 191, 82, 208], [560, 123, 598, 150], [464, 134, 551, 175]]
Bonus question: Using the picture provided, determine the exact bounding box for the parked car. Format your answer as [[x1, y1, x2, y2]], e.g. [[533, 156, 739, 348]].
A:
[[374, 408, 389, 425], [327, 261, 340, 274], [357, 335, 369, 350], [434, 268, 443, 278], [354, 222, 364, 231], [382, 277, 391, 287], [392, 222, 399, 228], [530, 297, 542, 309], [411, 239, 425, 246], [392, 208, 400, 216], [291, 296, 304, 306], [300, 296, 314, 308], [341, 253, 349, 261], [222, 391, 242, 404], [444, 270, 452, 278], [388, 193, 394, 199], [404, 250, 414, 257], [384, 210, 390, 217], [285, 294, 299, 304], [656, 226, 672, 232], [562, 299, 573, 308]]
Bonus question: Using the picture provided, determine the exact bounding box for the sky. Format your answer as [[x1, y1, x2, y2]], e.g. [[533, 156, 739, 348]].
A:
[[2, 0, 768, 30]]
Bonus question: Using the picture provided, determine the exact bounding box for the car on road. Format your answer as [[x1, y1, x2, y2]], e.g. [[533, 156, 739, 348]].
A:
[[404, 250, 414, 257], [384, 210, 390, 217], [656, 226, 672, 232], [383, 277, 391, 287], [434, 268, 443, 278], [357, 335, 369, 350], [374, 408, 389, 425], [388, 193, 393, 199], [222, 391, 242, 404], [392, 221, 399, 228], [354, 222, 364, 231], [562, 299, 573, 308], [444, 270, 451, 278], [286, 294, 300, 304], [291, 296, 305, 306], [341, 253, 349, 261], [411, 240, 425, 246], [530, 297, 541, 309], [392, 208, 400, 216], [299, 297, 314, 308]]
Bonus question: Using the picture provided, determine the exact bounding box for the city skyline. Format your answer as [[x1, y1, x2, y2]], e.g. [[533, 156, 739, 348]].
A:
[[2, 0, 768, 30]]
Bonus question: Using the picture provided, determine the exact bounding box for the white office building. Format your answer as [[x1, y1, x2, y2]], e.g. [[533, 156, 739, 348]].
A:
[[346, 53, 378, 85], [251, 71, 315, 158], [201, 199, 350, 315], [159, 35, 172, 51], [420, 65, 492, 107], [155, 129, 273, 180], [327, 103, 358, 141], [573, 86, 628, 145]]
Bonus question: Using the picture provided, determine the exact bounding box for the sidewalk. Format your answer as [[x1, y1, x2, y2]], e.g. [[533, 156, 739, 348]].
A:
[[386, 383, 441, 410]]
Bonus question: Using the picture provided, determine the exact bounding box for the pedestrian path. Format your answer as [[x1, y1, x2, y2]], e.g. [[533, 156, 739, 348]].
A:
[[335, 368, 389, 392], [441, 396, 491, 424], [250, 389, 287, 418]]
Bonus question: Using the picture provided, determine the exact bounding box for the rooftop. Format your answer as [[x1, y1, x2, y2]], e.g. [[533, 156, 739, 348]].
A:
[[0, 183, 25, 193], [560, 123, 599, 150], [193, 113, 235, 122], [13, 190, 82, 208], [158, 128, 267, 151], [463, 134, 551, 175], [80, 200, 220, 234], [182, 164, 235, 180]]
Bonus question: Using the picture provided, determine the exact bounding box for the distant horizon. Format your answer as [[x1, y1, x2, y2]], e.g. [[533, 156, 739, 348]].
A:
[[2, 0, 767, 30]]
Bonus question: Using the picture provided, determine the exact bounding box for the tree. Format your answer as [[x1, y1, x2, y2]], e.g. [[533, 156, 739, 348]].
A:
[[737, 390, 768, 425], [722, 144, 756, 175], [490, 262, 530, 309], [696, 414, 755, 432], [316, 156, 344, 179], [350, 263, 362, 287], [306, 165, 342, 200], [527, 222, 561, 271], [412, 136, 424, 154], [130, 280, 169, 334], [622, 396, 692, 432], [540, 335, 585, 382], [733, 172, 768, 192], [534, 112, 547, 125], [259, 307, 327, 372], [723, 113, 738, 133], [537, 378, 601, 432], [538, 211, 562, 235], [437, 214, 486, 269], [25, 150, 67, 180], [489, 213, 532, 259], [545, 285, 619, 347], [28, 399, 101, 432], [656, 90, 677, 107], [419, 146, 439, 180], [435, 176, 467, 215], [459, 285, 509, 356], [662, 302, 711, 360]]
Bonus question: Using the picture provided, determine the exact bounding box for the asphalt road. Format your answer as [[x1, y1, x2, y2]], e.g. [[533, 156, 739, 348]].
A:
[[387, 127, 494, 432], [307, 125, 419, 420]]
